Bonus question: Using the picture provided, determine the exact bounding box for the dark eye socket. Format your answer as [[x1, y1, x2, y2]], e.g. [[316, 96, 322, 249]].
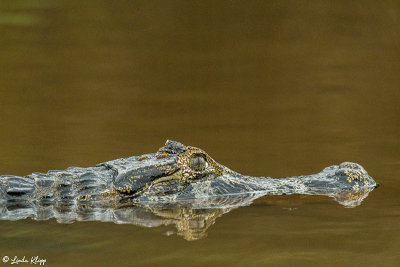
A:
[[189, 156, 208, 171]]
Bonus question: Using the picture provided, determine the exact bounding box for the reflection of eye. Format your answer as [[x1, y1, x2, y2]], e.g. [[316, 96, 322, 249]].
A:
[[189, 156, 208, 171]]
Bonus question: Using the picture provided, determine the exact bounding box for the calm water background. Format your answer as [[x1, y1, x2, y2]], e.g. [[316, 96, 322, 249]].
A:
[[0, 1, 399, 266]]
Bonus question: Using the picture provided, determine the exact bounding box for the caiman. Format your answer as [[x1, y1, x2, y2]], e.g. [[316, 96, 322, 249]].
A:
[[0, 140, 378, 240], [0, 140, 377, 206]]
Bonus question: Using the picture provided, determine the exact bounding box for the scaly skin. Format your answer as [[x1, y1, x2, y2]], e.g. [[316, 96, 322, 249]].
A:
[[0, 140, 377, 207]]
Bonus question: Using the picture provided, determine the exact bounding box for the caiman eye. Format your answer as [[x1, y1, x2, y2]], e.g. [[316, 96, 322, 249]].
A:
[[189, 156, 208, 171]]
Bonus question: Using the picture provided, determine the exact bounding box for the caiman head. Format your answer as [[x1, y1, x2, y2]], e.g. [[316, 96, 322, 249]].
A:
[[113, 140, 377, 207], [113, 140, 226, 199]]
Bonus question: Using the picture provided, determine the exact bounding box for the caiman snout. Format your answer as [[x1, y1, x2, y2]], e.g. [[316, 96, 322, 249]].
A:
[[334, 162, 376, 189]]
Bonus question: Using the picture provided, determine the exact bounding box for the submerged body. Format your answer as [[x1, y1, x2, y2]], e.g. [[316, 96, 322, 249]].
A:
[[0, 140, 376, 208]]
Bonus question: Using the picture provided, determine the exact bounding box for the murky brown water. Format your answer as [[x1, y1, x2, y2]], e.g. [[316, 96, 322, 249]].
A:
[[0, 0, 399, 266]]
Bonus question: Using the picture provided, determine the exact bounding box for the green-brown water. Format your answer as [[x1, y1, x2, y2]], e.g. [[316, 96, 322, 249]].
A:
[[0, 1, 399, 266]]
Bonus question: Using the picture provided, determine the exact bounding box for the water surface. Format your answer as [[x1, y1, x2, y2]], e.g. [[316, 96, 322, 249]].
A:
[[0, 0, 399, 266]]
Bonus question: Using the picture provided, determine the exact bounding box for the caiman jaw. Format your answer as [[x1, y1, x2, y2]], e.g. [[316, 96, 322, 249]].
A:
[[149, 169, 184, 185]]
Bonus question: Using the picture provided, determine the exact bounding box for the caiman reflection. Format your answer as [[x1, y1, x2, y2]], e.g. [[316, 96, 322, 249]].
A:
[[0, 140, 377, 240]]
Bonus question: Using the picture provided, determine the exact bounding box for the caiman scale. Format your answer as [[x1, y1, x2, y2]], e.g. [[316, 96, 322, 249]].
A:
[[0, 140, 377, 207]]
